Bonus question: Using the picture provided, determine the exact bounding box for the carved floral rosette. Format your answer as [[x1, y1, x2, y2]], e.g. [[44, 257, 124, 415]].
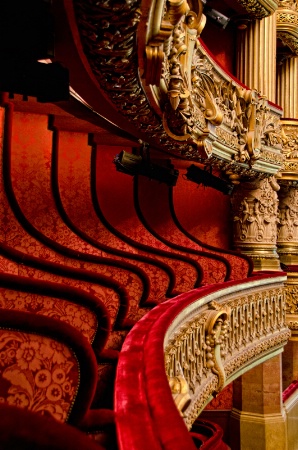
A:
[[71, 0, 284, 180], [164, 278, 290, 429], [277, 1, 298, 55]]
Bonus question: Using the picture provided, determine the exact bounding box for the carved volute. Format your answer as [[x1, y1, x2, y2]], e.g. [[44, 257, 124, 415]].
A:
[[231, 177, 281, 270]]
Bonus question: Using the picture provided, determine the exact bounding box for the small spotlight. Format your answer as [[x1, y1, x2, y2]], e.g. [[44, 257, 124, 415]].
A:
[[114, 150, 179, 186], [185, 165, 234, 195], [204, 6, 230, 29], [113, 151, 143, 175]]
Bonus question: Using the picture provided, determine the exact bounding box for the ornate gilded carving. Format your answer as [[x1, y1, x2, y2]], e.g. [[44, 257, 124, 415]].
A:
[[232, 178, 279, 243], [168, 363, 191, 415], [164, 284, 290, 429], [277, 1, 298, 55], [145, 0, 284, 174], [72, 0, 284, 178], [279, 121, 298, 180], [231, 178, 281, 270]]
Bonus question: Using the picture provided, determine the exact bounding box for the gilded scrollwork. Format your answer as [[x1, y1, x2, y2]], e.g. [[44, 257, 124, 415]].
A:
[[165, 285, 289, 429], [72, 0, 284, 177], [145, 0, 283, 170]]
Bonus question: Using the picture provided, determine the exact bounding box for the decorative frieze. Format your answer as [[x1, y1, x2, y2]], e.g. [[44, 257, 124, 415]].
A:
[[164, 281, 290, 429]]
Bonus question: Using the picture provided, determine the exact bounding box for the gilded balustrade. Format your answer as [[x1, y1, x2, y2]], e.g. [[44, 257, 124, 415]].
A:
[[164, 276, 290, 429]]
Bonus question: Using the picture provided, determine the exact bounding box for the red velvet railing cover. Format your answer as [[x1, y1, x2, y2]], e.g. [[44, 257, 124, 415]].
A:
[[115, 273, 285, 450]]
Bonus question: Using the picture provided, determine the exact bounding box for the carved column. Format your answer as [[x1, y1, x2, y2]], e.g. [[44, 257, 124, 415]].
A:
[[236, 14, 277, 102], [231, 177, 280, 271], [230, 355, 287, 450]]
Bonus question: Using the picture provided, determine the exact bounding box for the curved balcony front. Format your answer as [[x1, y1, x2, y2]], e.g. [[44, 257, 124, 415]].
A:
[[115, 273, 290, 450]]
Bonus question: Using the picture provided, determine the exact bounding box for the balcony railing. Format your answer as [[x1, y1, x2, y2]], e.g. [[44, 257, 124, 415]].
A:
[[115, 273, 290, 450]]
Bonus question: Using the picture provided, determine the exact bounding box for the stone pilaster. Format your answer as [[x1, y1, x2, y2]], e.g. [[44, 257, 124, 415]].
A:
[[236, 14, 277, 102], [230, 355, 287, 450], [231, 177, 281, 271]]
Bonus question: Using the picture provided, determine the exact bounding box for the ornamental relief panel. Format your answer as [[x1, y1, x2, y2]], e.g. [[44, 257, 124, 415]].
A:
[[72, 0, 284, 179], [231, 178, 279, 245]]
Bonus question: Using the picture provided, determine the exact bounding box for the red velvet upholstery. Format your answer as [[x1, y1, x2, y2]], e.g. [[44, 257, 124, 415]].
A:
[[6, 109, 148, 326], [54, 128, 172, 305], [95, 146, 202, 293], [0, 271, 110, 359]]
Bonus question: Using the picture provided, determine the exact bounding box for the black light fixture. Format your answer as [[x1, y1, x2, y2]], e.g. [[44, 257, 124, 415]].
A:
[[202, 1, 230, 29], [185, 164, 234, 195], [114, 149, 179, 187]]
